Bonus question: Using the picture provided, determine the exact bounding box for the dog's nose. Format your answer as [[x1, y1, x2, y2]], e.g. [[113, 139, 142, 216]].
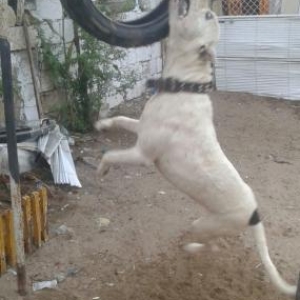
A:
[[205, 11, 214, 20]]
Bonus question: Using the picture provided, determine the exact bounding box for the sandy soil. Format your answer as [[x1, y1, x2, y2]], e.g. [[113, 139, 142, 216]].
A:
[[0, 91, 300, 300]]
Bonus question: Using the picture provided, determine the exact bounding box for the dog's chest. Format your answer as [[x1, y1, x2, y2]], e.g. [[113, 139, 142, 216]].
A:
[[140, 93, 212, 131], [136, 93, 214, 157]]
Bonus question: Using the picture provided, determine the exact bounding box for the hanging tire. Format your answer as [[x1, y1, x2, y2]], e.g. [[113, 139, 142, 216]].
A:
[[60, 0, 169, 47]]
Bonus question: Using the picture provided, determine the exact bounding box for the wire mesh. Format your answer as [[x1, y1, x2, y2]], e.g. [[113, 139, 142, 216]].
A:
[[212, 0, 300, 101], [212, 0, 285, 15]]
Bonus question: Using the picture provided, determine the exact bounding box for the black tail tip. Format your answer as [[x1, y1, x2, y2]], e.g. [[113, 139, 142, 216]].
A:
[[249, 209, 261, 226]]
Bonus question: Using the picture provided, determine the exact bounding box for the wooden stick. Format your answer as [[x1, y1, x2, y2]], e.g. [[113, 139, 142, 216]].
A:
[[0, 215, 6, 275], [39, 188, 48, 242], [3, 210, 17, 267], [22, 196, 33, 254], [31, 192, 42, 248], [23, 13, 43, 118]]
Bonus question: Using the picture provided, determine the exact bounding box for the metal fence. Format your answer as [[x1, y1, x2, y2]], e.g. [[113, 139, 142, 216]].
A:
[[212, 0, 300, 101], [211, 0, 300, 15]]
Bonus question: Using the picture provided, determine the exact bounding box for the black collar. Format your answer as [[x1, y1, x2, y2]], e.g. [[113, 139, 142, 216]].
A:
[[146, 77, 214, 95]]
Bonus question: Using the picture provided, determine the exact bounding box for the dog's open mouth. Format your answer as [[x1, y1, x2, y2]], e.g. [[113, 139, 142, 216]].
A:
[[178, 0, 190, 18]]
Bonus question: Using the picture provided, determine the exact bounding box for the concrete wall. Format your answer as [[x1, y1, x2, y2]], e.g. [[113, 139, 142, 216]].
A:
[[103, 10, 163, 109], [0, 20, 38, 122], [0, 0, 162, 123], [37, 0, 163, 115]]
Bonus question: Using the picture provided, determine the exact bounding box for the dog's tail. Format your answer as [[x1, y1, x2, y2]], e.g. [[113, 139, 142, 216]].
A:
[[252, 221, 297, 296]]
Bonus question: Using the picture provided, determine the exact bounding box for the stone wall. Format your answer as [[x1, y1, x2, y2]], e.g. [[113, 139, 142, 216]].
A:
[[0, 0, 163, 123]]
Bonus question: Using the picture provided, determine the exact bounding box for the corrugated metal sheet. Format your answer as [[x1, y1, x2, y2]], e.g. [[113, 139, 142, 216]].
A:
[[216, 15, 300, 100]]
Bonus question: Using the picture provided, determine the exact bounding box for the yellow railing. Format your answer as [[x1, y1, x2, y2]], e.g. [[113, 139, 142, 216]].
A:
[[0, 187, 48, 276]]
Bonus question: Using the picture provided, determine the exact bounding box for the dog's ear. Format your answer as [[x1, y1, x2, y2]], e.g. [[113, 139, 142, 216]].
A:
[[169, 0, 209, 20], [178, 0, 190, 18], [199, 45, 216, 62], [168, 0, 219, 49]]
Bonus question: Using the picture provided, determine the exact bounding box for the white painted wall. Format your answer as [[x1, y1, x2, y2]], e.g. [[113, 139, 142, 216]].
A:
[[102, 8, 163, 109], [7, 0, 162, 122], [8, 24, 39, 120]]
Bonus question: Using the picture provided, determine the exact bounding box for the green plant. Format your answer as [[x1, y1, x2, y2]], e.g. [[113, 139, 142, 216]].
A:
[[38, 19, 136, 132], [97, 0, 136, 15], [96, 0, 135, 16]]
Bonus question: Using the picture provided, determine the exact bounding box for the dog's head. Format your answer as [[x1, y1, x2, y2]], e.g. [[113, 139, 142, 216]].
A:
[[168, 0, 220, 62]]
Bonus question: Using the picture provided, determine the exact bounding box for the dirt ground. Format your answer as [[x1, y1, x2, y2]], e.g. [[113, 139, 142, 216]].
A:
[[0, 91, 300, 300]]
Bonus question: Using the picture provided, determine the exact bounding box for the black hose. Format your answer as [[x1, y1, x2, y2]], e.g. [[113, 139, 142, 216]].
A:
[[0, 121, 57, 143]]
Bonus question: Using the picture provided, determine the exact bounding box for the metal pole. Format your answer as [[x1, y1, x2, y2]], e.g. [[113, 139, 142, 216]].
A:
[[0, 38, 27, 296]]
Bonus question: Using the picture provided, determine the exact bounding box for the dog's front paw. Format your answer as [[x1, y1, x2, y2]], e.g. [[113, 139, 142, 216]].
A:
[[94, 119, 113, 131]]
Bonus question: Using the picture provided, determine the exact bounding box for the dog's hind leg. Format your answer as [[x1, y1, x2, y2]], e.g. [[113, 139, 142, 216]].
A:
[[95, 116, 139, 133], [184, 212, 249, 253], [97, 146, 151, 176]]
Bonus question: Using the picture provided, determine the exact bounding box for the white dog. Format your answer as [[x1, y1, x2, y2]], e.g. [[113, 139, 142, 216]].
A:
[[95, 0, 297, 296]]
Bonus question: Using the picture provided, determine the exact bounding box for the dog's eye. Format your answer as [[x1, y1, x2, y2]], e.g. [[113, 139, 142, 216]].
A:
[[205, 11, 214, 20]]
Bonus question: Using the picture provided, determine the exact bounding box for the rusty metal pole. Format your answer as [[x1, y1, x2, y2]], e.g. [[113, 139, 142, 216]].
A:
[[0, 38, 27, 296]]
